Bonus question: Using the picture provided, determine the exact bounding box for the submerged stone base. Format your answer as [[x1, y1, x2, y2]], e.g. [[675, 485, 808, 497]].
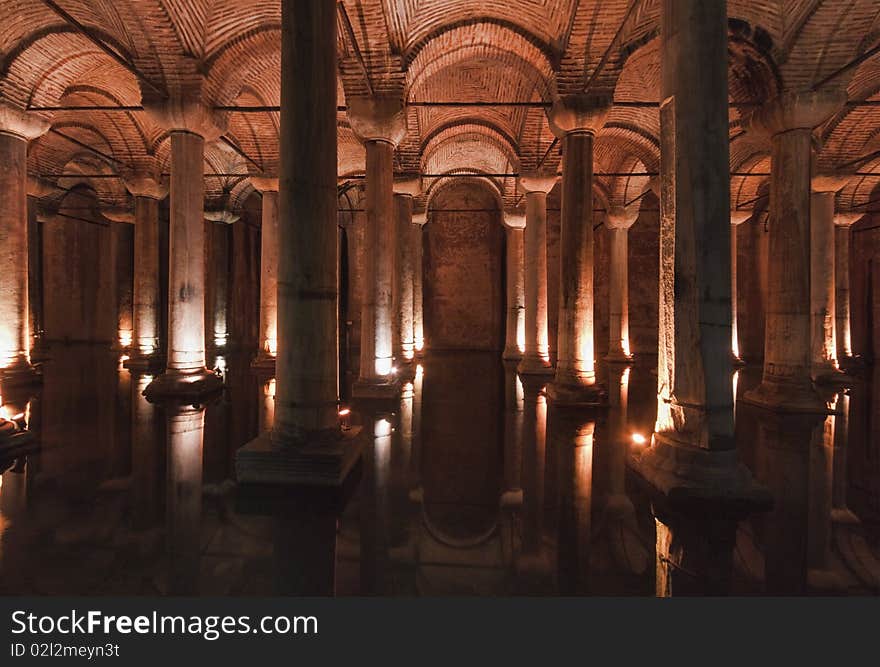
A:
[[143, 368, 224, 405], [123, 354, 165, 372], [545, 381, 606, 407], [741, 380, 829, 414], [0, 362, 41, 388], [236, 427, 364, 487], [351, 377, 401, 399]]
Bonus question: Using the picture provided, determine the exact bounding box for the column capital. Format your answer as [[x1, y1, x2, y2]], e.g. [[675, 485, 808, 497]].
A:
[[250, 175, 279, 192], [347, 95, 407, 147], [834, 212, 863, 227], [204, 209, 239, 224], [124, 174, 168, 200], [0, 101, 50, 140], [547, 93, 612, 137], [750, 89, 846, 138], [393, 177, 421, 197], [518, 172, 558, 195], [27, 176, 64, 199], [502, 210, 526, 229], [811, 173, 849, 194], [730, 211, 752, 226], [412, 211, 428, 226], [605, 204, 639, 230], [102, 206, 135, 224], [142, 90, 226, 141]]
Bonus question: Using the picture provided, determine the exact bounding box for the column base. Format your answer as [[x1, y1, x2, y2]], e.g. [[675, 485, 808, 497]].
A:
[[545, 381, 606, 407], [741, 379, 829, 414], [517, 355, 554, 376], [144, 368, 224, 405], [250, 354, 277, 377], [631, 431, 772, 517], [605, 350, 633, 364], [235, 427, 364, 487], [730, 352, 746, 367], [351, 376, 401, 399], [812, 366, 854, 387], [0, 360, 41, 388], [502, 346, 523, 362], [123, 354, 165, 373]]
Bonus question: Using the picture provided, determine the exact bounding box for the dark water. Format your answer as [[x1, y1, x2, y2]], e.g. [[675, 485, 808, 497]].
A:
[[1, 346, 878, 596]]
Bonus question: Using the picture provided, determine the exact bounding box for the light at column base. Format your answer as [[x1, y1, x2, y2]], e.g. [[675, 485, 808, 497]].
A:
[[414, 338, 424, 352], [118, 329, 133, 348], [375, 356, 393, 376], [631, 432, 647, 446]]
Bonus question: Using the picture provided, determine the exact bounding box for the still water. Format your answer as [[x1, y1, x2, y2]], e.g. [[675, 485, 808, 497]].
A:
[[0, 346, 878, 596]]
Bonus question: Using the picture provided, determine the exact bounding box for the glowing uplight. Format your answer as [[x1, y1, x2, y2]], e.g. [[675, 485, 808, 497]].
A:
[[264, 378, 276, 398], [622, 333, 631, 359], [375, 356, 392, 377], [414, 337, 424, 352], [631, 432, 647, 445], [265, 336, 277, 357], [374, 418, 392, 437], [214, 355, 227, 375], [118, 329, 132, 348]]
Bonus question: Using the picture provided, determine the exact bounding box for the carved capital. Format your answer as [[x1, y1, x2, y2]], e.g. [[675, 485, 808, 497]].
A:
[[102, 207, 135, 224], [250, 175, 279, 193], [605, 205, 639, 230], [503, 210, 526, 230], [204, 209, 239, 224], [750, 89, 846, 138], [518, 172, 557, 195], [124, 174, 168, 200], [393, 177, 421, 197], [548, 93, 612, 137], [0, 101, 50, 141], [347, 95, 407, 146], [834, 212, 863, 227], [412, 211, 428, 227], [142, 82, 226, 140]]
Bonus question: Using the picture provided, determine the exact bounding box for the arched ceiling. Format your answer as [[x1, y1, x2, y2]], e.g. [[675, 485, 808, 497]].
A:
[[1, 0, 878, 215]]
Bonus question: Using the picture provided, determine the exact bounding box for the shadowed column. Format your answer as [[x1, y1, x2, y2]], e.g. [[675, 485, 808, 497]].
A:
[[502, 211, 526, 361], [252, 175, 280, 374], [606, 205, 639, 363], [833, 213, 862, 368]]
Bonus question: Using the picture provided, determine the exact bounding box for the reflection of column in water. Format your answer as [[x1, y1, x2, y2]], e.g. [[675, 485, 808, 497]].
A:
[[831, 393, 857, 523], [502, 363, 524, 501], [274, 507, 338, 596], [807, 409, 834, 576], [407, 364, 424, 492], [360, 412, 393, 595], [555, 411, 595, 595], [390, 381, 414, 546], [600, 365, 634, 516], [259, 378, 276, 432], [113, 358, 132, 477], [520, 378, 547, 555], [756, 410, 824, 595], [165, 404, 205, 595], [130, 373, 162, 529]]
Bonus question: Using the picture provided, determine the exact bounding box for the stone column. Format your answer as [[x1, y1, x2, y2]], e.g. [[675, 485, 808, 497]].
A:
[[252, 176, 280, 374], [546, 96, 610, 403], [606, 206, 639, 363], [810, 175, 849, 383], [124, 174, 167, 370], [204, 209, 236, 353], [502, 211, 526, 361], [742, 90, 844, 411], [237, 0, 361, 486], [635, 0, 768, 509], [412, 211, 426, 356], [393, 179, 420, 370], [517, 173, 557, 376], [141, 95, 225, 402], [0, 103, 49, 386], [833, 213, 862, 366], [348, 96, 407, 398], [730, 211, 751, 363]]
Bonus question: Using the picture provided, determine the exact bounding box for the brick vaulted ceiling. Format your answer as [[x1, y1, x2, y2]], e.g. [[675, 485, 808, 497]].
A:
[[1, 1, 879, 215]]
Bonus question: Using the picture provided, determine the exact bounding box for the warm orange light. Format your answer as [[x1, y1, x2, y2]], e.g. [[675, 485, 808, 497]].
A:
[[631, 432, 647, 445], [338, 408, 351, 417], [118, 329, 133, 348]]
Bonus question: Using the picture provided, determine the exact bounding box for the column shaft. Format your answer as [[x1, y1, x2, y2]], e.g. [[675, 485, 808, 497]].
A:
[[132, 196, 161, 359], [503, 227, 524, 360], [810, 191, 838, 378], [518, 191, 552, 374], [260, 190, 279, 359], [394, 194, 415, 362], [412, 224, 425, 354], [834, 224, 852, 360], [607, 226, 630, 361]]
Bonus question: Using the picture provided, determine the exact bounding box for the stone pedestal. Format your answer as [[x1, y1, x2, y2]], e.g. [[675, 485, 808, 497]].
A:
[[251, 176, 280, 375], [502, 212, 525, 361], [517, 173, 557, 376], [742, 89, 845, 412], [0, 103, 49, 388]]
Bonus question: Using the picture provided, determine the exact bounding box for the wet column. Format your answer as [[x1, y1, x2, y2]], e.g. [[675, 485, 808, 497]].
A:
[[204, 209, 236, 352], [412, 211, 426, 355], [730, 211, 750, 362], [0, 102, 49, 385], [547, 96, 609, 403], [141, 94, 225, 401], [606, 206, 638, 362], [517, 173, 557, 376], [393, 179, 420, 369], [252, 176, 280, 373], [348, 96, 407, 397], [124, 173, 167, 370], [236, 0, 361, 486], [636, 0, 767, 508], [502, 212, 525, 361], [743, 90, 844, 411], [833, 213, 861, 365]]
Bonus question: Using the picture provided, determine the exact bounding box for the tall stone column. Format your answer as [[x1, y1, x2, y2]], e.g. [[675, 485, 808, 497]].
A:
[[141, 95, 225, 402], [204, 209, 237, 353], [237, 0, 361, 486], [730, 211, 750, 363], [546, 96, 609, 403], [517, 173, 557, 376], [833, 213, 861, 366], [412, 211, 426, 356], [606, 205, 639, 363], [502, 211, 526, 361], [0, 102, 49, 386], [124, 173, 167, 371], [742, 90, 844, 412], [252, 176, 280, 374], [635, 0, 768, 509], [348, 96, 407, 398], [393, 179, 420, 370]]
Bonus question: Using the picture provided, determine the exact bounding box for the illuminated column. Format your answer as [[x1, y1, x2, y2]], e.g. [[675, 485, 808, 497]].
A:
[[0, 102, 49, 385], [101, 210, 135, 352], [141, 94, 225, 401], [742, 90, 844, 412], [517, 173, 557, 376], [412, 211, 426, 356], [502, 212, 526, 361], [348, 96, 407, 398], [393, 179, 420, 368], [237, 0, 362, 486], [547, 96, 609, 403], [252, 176, 280, 373], [204, 209, 237, 352], [636, 0, 768, 508], [729, 211, 750, 363], [606, 206, 639, 363], [833, 213, 861, 365], [124, 173, 167, 370], [810, 176, 849, 383]]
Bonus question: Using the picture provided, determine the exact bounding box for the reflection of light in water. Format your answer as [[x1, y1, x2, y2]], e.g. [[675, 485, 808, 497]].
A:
[[264, 378, 276, 398], [631, 432, 647, 445], [264, 336, 277, 357], [415, 364, 424, 380], [213, 355, 227, 374], [415, 337, 424, 352], [118, 329, 132, 348], [732, 369, 740, 409], [118, 354, 129, 370], [374, 418, 392, 437], [137, 375, 154, 392]]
